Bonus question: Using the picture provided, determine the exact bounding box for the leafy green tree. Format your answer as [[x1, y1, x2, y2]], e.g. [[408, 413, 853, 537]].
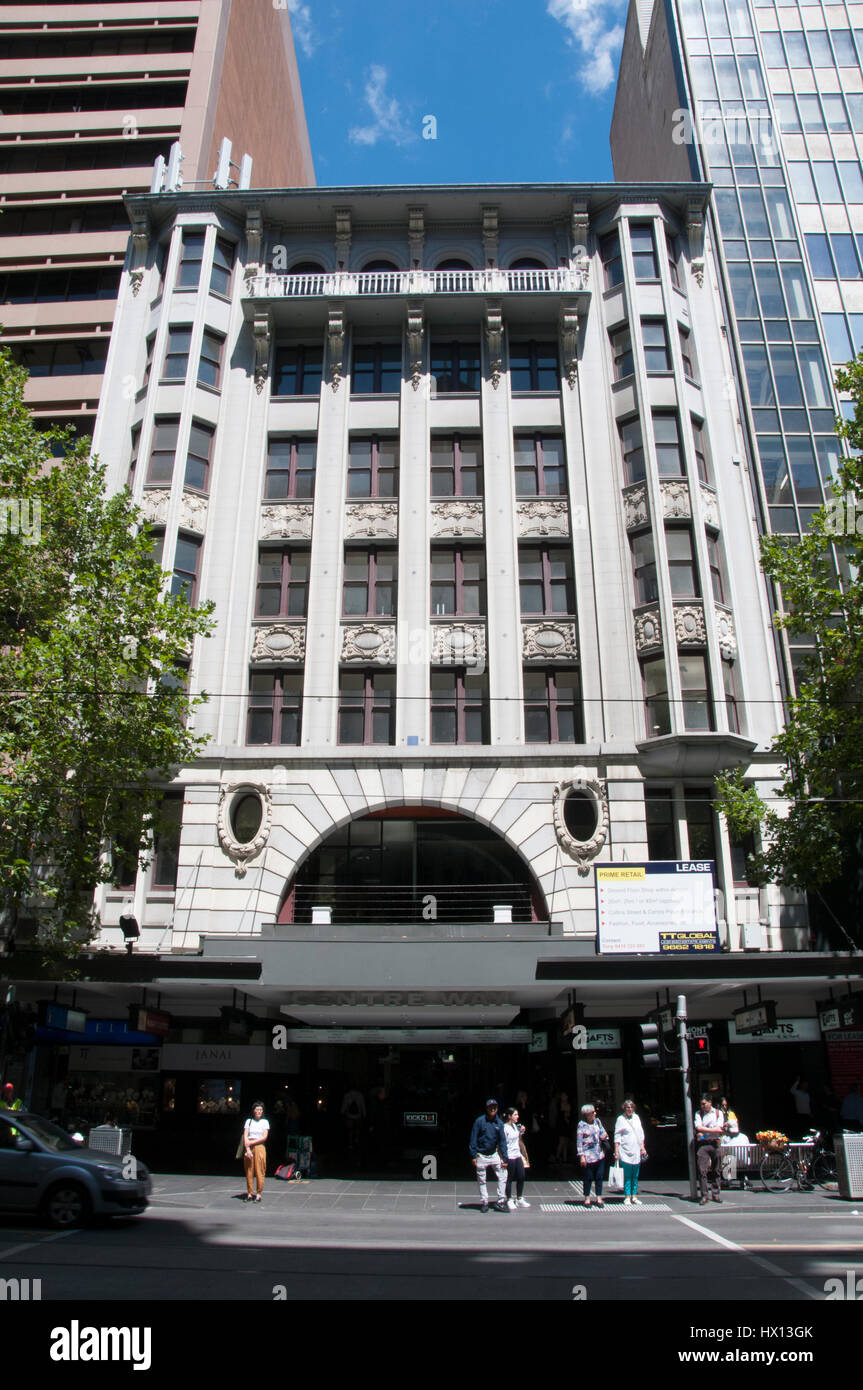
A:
[[716, 356, 863, 945], [0, 346, 213, 956]]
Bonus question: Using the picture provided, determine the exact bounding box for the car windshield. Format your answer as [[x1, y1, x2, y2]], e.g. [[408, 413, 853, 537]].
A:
[[17, 1115, 83, 1152]]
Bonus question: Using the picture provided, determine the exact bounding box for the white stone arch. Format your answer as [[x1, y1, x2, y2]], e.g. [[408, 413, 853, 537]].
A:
[[431, 247, 481, 269]]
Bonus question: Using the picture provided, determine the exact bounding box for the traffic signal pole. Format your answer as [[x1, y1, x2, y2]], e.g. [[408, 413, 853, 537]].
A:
[[677, 994, 698, 1201]]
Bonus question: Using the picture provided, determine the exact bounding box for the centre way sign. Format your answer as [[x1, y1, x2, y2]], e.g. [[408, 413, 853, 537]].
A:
[[596, 862, 719, 956]]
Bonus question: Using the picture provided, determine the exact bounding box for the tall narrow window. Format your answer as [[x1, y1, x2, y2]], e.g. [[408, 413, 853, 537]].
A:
[[723, 658, 740, 733], [343, 548, 397, 617], [666, 233, 681, 289], [210, 237, 234, 297], [679, 654, 713, 731], [431, 546, 486, 616], [430, 436, 483, 496], [184, 422, 214, 492], [430, 669, 489, 744], [256, 548, 310, 618], [643, 319, 671, 372], [265, 438, 316, 499], [171, 535, 201, 604], [247, 671, 303, 745], [692, 418, 711, 484], [666, 528, 699, 598], [348, 437, 399, 497], [645, 787, 676, 859], [630, 224, 658, 280], [509, 341, 559, 391], [273, 346, 324, 396], [707, 534, 726, 603], [338, 670, 395, 744], [128, 425, 141, 490], [518, 546, 574, 615], [152, 792, 184, 888], [163, 326, 191, 380], [600, 231, 623, 289], [177, 232, 205, 290], [679, 328, 698, 382], [351, 343, 402, 393], [620, 417, 645, 485], [514, 435, 566, 495], [147, 418, 179, 485], [611, 325, 634, 380], [631, 531, 659, 605], [643, 657, 670, 737], [653, 412, 684, 476], [198, 330, 224, 389], [430, 340, 481, 392], [684, 787, 717, 860], [523, 668, 583, 742]]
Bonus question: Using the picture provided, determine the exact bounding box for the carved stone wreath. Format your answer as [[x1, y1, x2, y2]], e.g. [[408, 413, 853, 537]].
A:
[[674, 603, 707, 646], [217, 782, 272, 877], [430, 501, 484, 538], [345, 502, 398, 539], [251, 624, 306, 662], [341, 623, 396, 662], [430, 622, 486, 667], [522, 621, 578, 660], [634, 609, 662, 653], [622, 483, 648, 531], [516, 500, 570, 537], [260, 504, 313, 540], [552, 771, 610, 875]]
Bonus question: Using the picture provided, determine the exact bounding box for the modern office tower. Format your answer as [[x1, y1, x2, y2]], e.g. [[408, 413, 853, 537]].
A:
[[0, 0, 314, 440], [27, 174, 839, 1139], [612, 0, 863, 685]]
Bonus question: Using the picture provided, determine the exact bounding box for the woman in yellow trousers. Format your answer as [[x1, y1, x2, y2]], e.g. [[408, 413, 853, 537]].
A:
[[243, 1101, 269, 1202]]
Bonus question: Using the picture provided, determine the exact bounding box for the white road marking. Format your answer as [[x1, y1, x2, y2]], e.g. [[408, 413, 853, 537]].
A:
[[0, 1229, 75, 1260], [673, 1214, 821, 1299]]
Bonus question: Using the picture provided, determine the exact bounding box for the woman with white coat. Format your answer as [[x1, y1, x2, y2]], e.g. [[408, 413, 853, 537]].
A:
[[614, 1099, 647, 1207]]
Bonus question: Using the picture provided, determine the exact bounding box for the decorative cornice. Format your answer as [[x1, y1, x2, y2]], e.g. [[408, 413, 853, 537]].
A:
[[660, 479, 692, 521], [430, 501, 484, 539], [634, 609, 663, 653], [244, 208, 263, 278], [408, 206, 425, 265], [687, 197, 704, 258], [522, 621, 578, 661], [335, 207, 352, 266], [341, 623, 396, 663], [485, 300, 503, 389], [552, 771, 609, 876], [430, 622, 486, 667], [344, 502, 399, 539], [570, 198, 589, 253], [217, 782, 272, 878], [260, 503, 313, 540], [327, 304, 345, 390], [251, 623, 306, 663], [559, 303, 579, 388], [516, 499, 570, 538], [622, 483, 649, 531], [482, 205, 499, 265], [674, 602, 707, 646], [406, 301, 423, 391], [715, 607, 737, 658], [253, 308, 271, 395]]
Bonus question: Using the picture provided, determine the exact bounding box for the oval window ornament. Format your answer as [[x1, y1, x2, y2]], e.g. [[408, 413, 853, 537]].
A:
[[563, 790, 596, 843], [231, 792, 263, 845], [552, 772, 610, 876]]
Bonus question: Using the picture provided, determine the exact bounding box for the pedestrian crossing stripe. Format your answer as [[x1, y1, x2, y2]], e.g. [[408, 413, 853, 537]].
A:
[[540, 1202, 673, 1212]]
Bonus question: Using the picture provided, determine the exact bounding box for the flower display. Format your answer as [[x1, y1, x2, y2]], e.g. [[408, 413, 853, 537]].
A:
[[756, 1129, 788, 1150]]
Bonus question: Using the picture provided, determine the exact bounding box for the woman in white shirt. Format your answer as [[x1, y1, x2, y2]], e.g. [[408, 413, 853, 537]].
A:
[[613, 1099, 647, 1207], [243, 1101, 270, 1203], [502, 1106, 530, 1209]]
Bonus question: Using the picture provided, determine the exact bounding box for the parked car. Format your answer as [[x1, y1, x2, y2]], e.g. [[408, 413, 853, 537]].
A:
[[0, 1110, 150, 1228]]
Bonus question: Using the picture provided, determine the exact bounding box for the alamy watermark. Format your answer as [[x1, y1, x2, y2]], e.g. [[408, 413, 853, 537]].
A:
[[825, 494, 863, 536], [0, 497, 41, 545], [672, 108, 776, 151]]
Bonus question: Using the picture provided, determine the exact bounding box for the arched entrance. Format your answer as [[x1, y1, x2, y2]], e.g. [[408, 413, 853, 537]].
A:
[[277, 807, 547, 925]]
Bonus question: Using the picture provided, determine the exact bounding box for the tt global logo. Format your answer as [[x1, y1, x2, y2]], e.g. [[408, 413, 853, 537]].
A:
[[50, 1322, 152, 1371]]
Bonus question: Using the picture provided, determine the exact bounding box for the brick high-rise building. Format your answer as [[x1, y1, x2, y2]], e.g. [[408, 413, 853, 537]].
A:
[[0, 0, 314, 438]]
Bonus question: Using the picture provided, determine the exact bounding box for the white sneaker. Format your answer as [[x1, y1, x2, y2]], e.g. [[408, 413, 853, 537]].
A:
[[623, 1196, 632, 1207], [516, 1198, 530, 1208], [631, 1196, 643, 1206], [507, 1198, 517, 1210]]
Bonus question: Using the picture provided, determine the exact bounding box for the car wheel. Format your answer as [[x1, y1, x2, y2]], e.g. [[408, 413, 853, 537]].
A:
[[43, 1182, 92, 1229]]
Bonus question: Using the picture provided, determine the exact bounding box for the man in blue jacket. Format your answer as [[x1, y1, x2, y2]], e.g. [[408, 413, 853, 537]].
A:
[[469, 1099, 509, 1212]]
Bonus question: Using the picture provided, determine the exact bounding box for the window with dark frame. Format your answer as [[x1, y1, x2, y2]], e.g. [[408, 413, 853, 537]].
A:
[[152, 792, 184, 889], [631, 530, 659, 605], [692, 417, 711, 484], [184, 422, 214, 492], [198, 330, 224, 389], [171, 534, 201, 604], [348, 437, 399, 497], [177, 231, 205, 290], [272, 346, 324, 396], [653, 411, 685, 476], [255, 547, 310, 618], [723, 658, 740, 734], [514, 435, 566, 496], [679, 654, 713, 731], [431, 545, 486, 616], [351, 342, 402, 394], [684, 787, 717, 861], [611, 325, 634, 380], [645, 787, 676, 859], [265, 438, 316, 500], [643, 656, 670, 737], [680, 327, 698, 382], [430, 340, 481, 392], [666, 233, 681, 289], [338, 669, 396, 745], [708, 534, 725, 604], [630, 223, 659, 281], [666, 527, 699, 598], [342, 547, 397, 617], [430, 435, 483, 496], [128, 425, 141, 489], [600, 230, 624, 289], [620, 417, 645, 485], [523, 667, 583, 743], [247, 670, 303, 745], [509, 340, 559, 391], [163, 326, 191, 380], [430, 668, 489, 744], [643, 319, 671, 372], [518, 546, 575, 615], [147, 418, 179, 485], [142, 333, 155, 390], [210, 237, 234, 297]]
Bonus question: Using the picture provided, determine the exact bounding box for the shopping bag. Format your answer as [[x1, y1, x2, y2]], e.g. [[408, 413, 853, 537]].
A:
[[607, 1163, 624, 1192], [235, 1137, 245, 1161], [274, 1163, 296, 1181]]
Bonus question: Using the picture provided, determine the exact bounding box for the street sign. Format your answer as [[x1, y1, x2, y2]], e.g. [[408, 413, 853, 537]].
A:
[[732, 1000, 777, 1035]]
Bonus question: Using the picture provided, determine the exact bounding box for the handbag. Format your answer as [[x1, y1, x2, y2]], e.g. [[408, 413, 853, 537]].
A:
[[607, 1162, 624, 1192], [519, 1137, 531, 1169], [236, 1124, 246, 1161]]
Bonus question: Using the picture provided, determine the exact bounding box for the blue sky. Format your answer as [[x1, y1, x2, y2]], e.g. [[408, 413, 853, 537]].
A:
[[286, 0, 627, 187]]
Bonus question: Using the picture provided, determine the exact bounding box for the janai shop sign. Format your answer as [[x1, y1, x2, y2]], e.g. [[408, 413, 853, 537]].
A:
[[596, 862, 719, 955]]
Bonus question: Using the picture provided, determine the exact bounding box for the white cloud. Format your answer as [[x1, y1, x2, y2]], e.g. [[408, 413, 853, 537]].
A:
[[288, 0, 317, 58], [348, 65, 416, 147], [547, 0, 627, 94]]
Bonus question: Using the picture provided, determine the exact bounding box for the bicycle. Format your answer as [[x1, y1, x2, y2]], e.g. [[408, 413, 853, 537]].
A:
[[760, 1129, 837, 1192]]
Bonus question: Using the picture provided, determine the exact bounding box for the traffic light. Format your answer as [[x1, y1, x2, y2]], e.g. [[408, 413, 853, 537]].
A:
[[639, 1022, 662, 1069], [692, 1033, 711, 1066]]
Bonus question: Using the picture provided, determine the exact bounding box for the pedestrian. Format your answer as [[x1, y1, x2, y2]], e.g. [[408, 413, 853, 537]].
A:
[[694, 1094, 724, 1205], [614, 1099, 647, 1207], [469, 1098, 508, 1213], [552, 1089, 574, 1164], [243, 1100, 269, 1203], [502, 1106, 530, 1209], [0, 1083, 23, 1111], [790, 1076, 812, 1125], [576, 1102, 609, 1208], [719, 1096, 739, 1138]]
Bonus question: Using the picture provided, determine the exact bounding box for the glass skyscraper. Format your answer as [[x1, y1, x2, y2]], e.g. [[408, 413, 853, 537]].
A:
[[613, 0, 863, 682]]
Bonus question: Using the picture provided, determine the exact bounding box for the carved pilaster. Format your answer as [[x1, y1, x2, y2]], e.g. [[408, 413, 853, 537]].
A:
[[327, 304, 345, 391], [408, 206, 425, 265], [406, 301, 423, 390], [335, 207, 352, 267], [559, 303, 579, 389], [130, 211, 149, 294], [253, 308, 271, 395], [245, 208, 263, 278], [485, 300, 503, 389], [570, 198, 589, 255], [687, 197, 704, 258], [482, 205, 499, 265], [691, 258, 705, 288]]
